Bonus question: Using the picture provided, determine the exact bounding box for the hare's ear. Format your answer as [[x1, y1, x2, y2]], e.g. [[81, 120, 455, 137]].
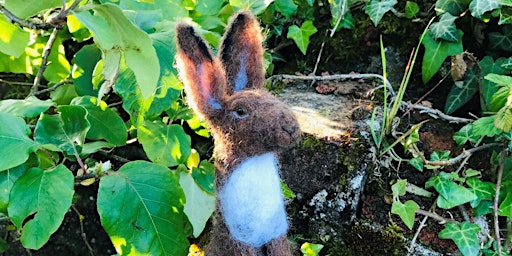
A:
[[176, 23, 226, 116], [219, 11, 265, 94]]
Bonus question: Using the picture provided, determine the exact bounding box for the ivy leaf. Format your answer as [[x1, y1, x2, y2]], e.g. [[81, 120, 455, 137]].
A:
[[502, 56, 512, 69], [426, 174, 477, 209], [281, 180, 296, 199], [408, 157, 424, 171], [138, 121, 192, 167], [480, 57, 508, 110], [488, 26, 512, 52], [275, 0, 298, 19], [179, 171, 215, 238], [466, 177, 495, 208], [421, 30, 463, 83], [195, 0, 224, 15], [499, 193, 512, 218], [4, 0, 60, 19], [330, 0, 354, 30], [0, 14, 30, 57], [405, 1, 419, 18], [499, 7, 512, 24], [495, 105, 512, 132], [435, 0, 471, 16], [7, 165, 74, 249], [391, 200, 419, 229], [229, 0, 272, 15], [34, 106, 90, 155], [73, 3, 160, 99], [0, 113, 39, 171], [392, 179, 407, 197], [472, 116, 503, 137], [430, 13, 459, 41], [439, 222, 480, 256], [469, 0, 502, 19], [364, 0, 398, 26], [97, 161, 189, 256], [301, 242, 324, 256], [70, 96, 127, 146], [287, 20, 318, 55], [453, 123, 479, 146], [0, 165, 25, 213], [444, 69, 479, 114]]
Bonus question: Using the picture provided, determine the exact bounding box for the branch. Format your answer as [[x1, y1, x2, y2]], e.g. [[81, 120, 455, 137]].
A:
[[31, 79, 72, 96], [401, 101, 474, 124], [494, 149, 508, 256], [28, 28, 59, 97], [424, 143, 499, 167], [416, 208, 456, 224]]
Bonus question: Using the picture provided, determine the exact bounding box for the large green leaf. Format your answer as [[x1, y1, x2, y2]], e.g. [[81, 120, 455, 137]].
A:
[[429, 13, 459, 41], [480, 57, 508, 111], [444, 69, 479, 114], [229, 0, 273, 14], [34, 106, 90, 155], [138, 121, 191, 167], [97, 161, 189, 256], [0, 113, 39, 171], [439, 222, 480, 256], [73, 3, 159, 99], [195, 0, 224, 15], [488, 27, 512, 52], [499, 7, 512, 24], [453, 124, 479, 146], [0, 96, 54, 118], [405, 1, 420, 18], [499, 192, 512, 218], [469, 0, 502, 19], [179, 171, 215, 238], [71, 96, 127, 146], [421, 30, 463, 83], [4, 0, 61, 19], [364, 0, 398, 26], [192, 160, 215, 194], [43, 37, 71, 83], [7, 165, 74, 249], [489, 86, 511, 112], [426, 173, 477, 209], [466, 177, 495, 208], [72, 44, 102, 96], [472, 115, 503, 137], [435, 0, 471, 16], [287, 20, 318, 55], [0, 14, 30, 58], [391, 200, 419, 229], [275, 0, 298, 19], [0, 165, 25, 213]]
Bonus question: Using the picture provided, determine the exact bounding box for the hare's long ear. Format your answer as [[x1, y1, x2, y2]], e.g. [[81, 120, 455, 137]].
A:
[[219, 11, 265, 94], [176, 23, 226, 117]]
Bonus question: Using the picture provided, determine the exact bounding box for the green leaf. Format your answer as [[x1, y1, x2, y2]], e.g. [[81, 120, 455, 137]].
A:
[[481, 57, 508, 110], [405, 1, 420, 18], [138, 121, 191, 167], [4, 0, 61, 19], [408, 157, 424, 171], [229, 0, 273, 14], [192, 160, 215, 194], [301, 242, 324, 256], [466, 177, 495, 208], [0, 14, 30, 57], [73, 3, 159, 99], [485, 73, 512, 85], [490, 86, 511, 112], [495, 105, 512, 132], [474, 200, 494, 216], [287, 20, 318, 55], [43, 37, 71, 83], [429, 13, 459, 41], [0, 96, 54, 118], [499, 7, 512, 24], [430, 150, 451, 161], [0, 165, 25, 213], [34, 106, 90, 155], [421, 30, 463, 83], [439, 222, 481, 256], [97, 161, 189, 256], [82, 141, 114, 155], [281, 180, 296, 199], [70, 96, 127, 146], [445, 69, 479, 114], [72, 44, 102, 96], [364, 0, 398, 26], [472, 116, 503, 137], [498, 193, 512, 218], [392, 179, 407, 197], [404, 125, 420, 151], [7, 165, 74, 249], [50, 83, 78, 105], [179, 171, 215, 238], [0, 237, 7, 253], [426, 174, 477, 209], [502, 56, 512, 69], [195, 0, 224, 15], [435, 0, 471, 16], [469, 0, 502, 19], [0, 113, 39, 171], [275, 0, 298, 19], [453, 123, 479, 146], [330, 0, 353, 30], [391, 200, 419, 229]]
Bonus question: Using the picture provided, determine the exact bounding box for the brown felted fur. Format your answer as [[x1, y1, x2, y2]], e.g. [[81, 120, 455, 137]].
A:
[[176, 10, 300, 256]]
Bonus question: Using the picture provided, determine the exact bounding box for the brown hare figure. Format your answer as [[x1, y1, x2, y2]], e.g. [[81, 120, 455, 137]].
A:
[[175, 10, 301, 256]]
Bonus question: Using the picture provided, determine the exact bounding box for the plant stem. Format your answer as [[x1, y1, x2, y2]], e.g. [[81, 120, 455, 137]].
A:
[[416, 208, 455, 224], [424, 143, 499, 167], [32, 79, 72, 96], [28, 28, 59, 97], [494, 149, 507, 256]]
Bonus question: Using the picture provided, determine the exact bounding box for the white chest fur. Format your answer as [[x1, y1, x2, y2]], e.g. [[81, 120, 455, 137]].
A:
[[218, 152, 288, 247]]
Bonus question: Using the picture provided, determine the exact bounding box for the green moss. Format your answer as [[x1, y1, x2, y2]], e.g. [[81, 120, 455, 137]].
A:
[[299, 134, 325, 151]]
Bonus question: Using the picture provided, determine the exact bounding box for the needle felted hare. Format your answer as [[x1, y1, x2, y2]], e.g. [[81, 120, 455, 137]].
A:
[[175, 10, 301, 256]]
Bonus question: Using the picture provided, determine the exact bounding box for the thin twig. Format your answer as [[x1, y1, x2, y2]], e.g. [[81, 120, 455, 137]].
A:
[[401, 72, 450, 118], [400, 101, 474, 123], [28, 28, 59, 97], [424, 143, 499, 167], [71, 205, 95, 256], [309, 30, 328, 87], [0, 78, 33, 86], [494, 149, 507, 256], [416, 208, 456, 224], [407, 213, 430, 255], [267, 73, 396, 96], [32, 79, 72, 96]]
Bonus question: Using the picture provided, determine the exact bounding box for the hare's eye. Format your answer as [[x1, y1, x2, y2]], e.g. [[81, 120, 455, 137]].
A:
[[232, 106, 249, 119]]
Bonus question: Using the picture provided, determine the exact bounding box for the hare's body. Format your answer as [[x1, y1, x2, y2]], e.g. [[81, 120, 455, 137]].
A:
[[176, 10, 300, 256]]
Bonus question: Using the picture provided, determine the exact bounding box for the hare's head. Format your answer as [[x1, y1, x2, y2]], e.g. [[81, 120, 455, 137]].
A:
[[176, 11, 300, 156]]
